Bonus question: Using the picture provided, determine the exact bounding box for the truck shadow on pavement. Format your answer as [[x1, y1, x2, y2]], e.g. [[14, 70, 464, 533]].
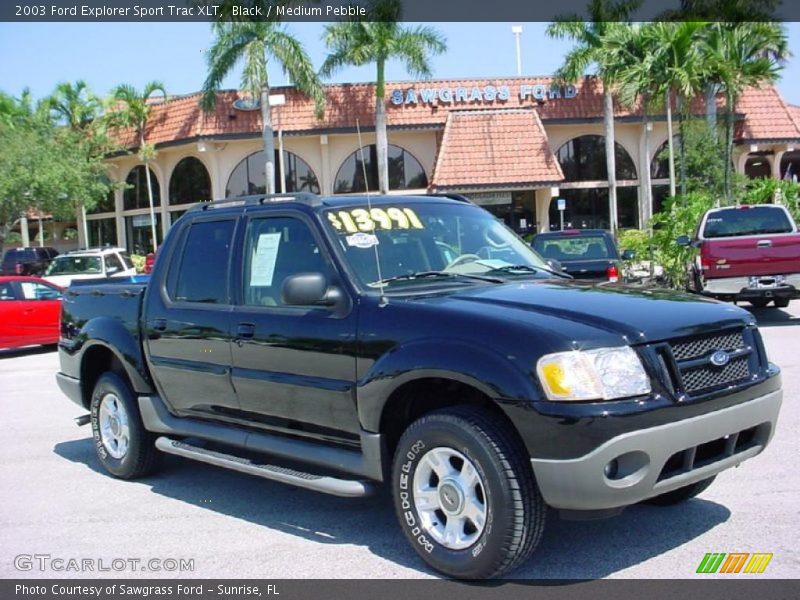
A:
[[745, 306, 800, 328], [53, 438, 730, 580]]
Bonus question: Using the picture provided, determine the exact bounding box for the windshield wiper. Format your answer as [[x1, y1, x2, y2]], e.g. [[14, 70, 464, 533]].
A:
[[487, 264, 565, 277], [375, 270, 503, 286]]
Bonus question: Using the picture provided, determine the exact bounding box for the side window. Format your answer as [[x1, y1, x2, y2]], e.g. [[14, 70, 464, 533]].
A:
[[172, 219, 236, 304], [0, 283, 15, 301], [19, 282, 61, 300], [104, 254, 124, 273], [119, 252, 133, 269], [243, 217, 329, 307]]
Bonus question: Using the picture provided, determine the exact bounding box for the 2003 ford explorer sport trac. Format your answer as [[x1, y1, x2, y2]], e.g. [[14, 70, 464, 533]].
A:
[[56, 193, 783, 579]]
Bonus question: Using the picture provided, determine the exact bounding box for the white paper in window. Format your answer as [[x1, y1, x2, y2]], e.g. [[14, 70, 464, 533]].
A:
[[250, 232, 282, 286]]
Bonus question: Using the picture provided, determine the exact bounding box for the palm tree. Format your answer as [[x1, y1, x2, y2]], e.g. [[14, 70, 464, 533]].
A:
[[200, 21, 324, 196], [320, 1, 446, 194], [641, 22, 709, 198], [48, 81, 102, 132], [703, 22, 788, 204], [547, 0, 640, 234], [110, 81, 167, 252]]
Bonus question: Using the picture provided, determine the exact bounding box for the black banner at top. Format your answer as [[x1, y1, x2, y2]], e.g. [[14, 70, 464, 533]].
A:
[[1, 0, 797, 23]]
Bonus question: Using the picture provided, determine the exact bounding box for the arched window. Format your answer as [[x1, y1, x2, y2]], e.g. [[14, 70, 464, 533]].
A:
[[744, 156, 771, 179], [226, 150, 320, 197], [334, 144, 428, 194], [170, 157, 211, 205], [123, 165, 161, 211], [780, 151, 800, 181], [651, 139, 671, 180], [557, 135, 637, 181]]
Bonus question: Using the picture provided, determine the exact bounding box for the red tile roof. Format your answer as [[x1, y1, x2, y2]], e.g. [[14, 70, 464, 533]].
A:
[[108, 77, 800, 150], [430, 109, 564, 190]]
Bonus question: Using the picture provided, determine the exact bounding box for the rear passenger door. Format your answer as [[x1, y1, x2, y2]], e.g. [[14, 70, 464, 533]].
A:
[[144, 216, 240, 417], [229, 211, 360, 443]]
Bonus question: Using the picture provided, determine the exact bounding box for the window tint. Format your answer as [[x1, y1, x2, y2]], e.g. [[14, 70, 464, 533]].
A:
[[104, 254, 124, 273], [173, 220, 235, 304], [243, 217, 328, 307], [533, 235, 615, 261], [703, 207, 793, 238], [0, 283, 15, 301]]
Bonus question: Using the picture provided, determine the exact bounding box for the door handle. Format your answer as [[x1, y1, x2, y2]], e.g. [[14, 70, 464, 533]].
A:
[[236, 322, 256, 340], [757, 239, 772, 248], [152, 318, 167, 332]]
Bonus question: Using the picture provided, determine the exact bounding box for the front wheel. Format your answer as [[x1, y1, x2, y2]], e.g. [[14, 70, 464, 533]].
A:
[[392, 406, 546, 579], [90, 372, 162, 479], [644, 476, 716, 506]]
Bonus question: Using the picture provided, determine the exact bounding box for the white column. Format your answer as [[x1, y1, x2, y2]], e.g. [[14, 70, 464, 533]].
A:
[[320, 135, 331, 195], [20, 216, 30, 247], [772, 150, 785, 180]]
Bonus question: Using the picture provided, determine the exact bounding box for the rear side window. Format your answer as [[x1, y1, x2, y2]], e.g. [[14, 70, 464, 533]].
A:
[[171, 219, 235, 304], [703, 207, 793, 238]]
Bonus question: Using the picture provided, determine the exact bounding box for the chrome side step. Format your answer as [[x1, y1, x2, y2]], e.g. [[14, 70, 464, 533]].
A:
[[155, 437, 375, 498]]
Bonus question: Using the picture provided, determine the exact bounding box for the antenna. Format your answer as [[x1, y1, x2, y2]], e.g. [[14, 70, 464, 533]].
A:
[[355, 119, 387, 301]]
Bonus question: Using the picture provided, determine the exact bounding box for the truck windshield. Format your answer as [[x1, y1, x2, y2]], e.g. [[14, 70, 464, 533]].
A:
[[323, 201, 549, 288], [45, 256, 102, 275], [703, 206, 793, 238]]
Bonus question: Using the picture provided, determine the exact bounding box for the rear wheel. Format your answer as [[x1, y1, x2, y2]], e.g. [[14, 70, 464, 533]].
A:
[[773, 297, 790, 308], [90, 372, 162, 479], [392, 406, 545, 579], [644, 476, 716, 506]]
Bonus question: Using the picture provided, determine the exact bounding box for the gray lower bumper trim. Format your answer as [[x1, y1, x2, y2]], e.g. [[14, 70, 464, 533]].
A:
[[531, 389, 782, 510]]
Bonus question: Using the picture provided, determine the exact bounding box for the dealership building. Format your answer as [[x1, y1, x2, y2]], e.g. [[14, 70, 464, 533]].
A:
[[21, 75, 800, 254]]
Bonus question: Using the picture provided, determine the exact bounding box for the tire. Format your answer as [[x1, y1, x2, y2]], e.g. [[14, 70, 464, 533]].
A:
[[391, 406, 546, 579], [644, 476, 716, 506], [773, 297, 790, 308], [90, 372, 162, 479], [749, 299, 769, 309]]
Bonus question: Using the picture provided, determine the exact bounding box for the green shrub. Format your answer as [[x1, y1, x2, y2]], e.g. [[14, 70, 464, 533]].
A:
[[129, 253, 146, 273]]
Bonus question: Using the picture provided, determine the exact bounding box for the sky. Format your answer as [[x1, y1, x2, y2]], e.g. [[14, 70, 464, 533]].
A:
[[3, 22, 800, 104]]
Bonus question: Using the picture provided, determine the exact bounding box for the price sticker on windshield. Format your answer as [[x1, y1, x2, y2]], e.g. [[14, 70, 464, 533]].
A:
[[327, 207, 424, 234]]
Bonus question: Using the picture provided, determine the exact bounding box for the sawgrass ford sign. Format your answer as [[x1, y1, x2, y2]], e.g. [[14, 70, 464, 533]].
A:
[[390, 82, 578, 106]]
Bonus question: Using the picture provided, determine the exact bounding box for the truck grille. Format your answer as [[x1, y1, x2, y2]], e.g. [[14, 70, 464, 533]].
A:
[[663, 329, 754, 397]]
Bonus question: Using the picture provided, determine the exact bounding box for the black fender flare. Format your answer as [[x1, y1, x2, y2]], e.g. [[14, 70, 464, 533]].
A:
[[357, 337, 540, 432]]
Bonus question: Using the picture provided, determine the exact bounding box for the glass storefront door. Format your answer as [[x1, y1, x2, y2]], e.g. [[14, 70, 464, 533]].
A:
[[124, 214, 163, 254]]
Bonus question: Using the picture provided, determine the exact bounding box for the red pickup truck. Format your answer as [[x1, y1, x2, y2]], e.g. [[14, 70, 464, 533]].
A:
[[679, 204, 800, 308]]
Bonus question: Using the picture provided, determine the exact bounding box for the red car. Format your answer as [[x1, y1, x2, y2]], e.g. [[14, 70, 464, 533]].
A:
[[0, 276, 63, 350]]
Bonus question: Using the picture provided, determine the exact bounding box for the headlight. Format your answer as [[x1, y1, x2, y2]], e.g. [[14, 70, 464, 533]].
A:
[[536, 347, 651, 401]]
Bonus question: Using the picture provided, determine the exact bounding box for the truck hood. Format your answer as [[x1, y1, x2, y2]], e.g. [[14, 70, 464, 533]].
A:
[[442, 280, 754, 344]]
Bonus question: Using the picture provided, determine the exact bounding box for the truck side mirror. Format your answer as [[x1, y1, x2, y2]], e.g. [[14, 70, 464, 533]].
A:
[[281, 272, 340, 307], [675, 235, 692, 247], [621, 249, 636, 261], [545, 259, 563, 273]]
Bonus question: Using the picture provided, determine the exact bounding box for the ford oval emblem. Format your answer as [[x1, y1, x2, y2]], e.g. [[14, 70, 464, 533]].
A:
[[710, 350, 731, 367]]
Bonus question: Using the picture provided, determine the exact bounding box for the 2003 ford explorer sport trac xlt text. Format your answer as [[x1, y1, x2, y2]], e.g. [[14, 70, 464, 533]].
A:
[[55, 193, 783, 579]]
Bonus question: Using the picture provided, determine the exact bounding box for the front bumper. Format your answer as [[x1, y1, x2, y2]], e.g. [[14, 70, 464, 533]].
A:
[[530, 387, 782, 511], [56, 372, 84, 408]]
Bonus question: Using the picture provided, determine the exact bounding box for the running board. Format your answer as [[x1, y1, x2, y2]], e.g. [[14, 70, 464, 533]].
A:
[[155, 437, 375, 498]]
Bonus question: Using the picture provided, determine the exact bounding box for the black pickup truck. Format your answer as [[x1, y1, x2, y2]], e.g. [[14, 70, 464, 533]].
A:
[[56, 193, 783, 579]]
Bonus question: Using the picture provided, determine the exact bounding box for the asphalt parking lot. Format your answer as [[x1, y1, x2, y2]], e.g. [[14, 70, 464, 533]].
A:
[[1, 302, 798, 580]]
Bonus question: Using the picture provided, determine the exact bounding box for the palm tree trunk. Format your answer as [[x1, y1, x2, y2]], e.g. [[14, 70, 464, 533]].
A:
[[261, 85, 276, 195], [144, 162, 158, 253], [705, 82, 718, 140], [603, 87, 618, 233], [723, 90, 735, 206], [375, 58, 389, 195], [677, 95, 687, 197], [666, 89, 677, 199]]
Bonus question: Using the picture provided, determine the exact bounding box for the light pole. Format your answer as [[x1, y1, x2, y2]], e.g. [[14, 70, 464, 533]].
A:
[[512, 25, 523, 76], [270, 94, 287, 193]]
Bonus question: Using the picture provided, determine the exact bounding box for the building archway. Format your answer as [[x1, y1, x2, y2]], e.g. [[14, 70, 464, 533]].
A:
[[226, 150, 320, 196], [123, 165, 161, 211], [551, 135, 638, 230], [334, 144, 428, 193], [169, 156, 212, 205]]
